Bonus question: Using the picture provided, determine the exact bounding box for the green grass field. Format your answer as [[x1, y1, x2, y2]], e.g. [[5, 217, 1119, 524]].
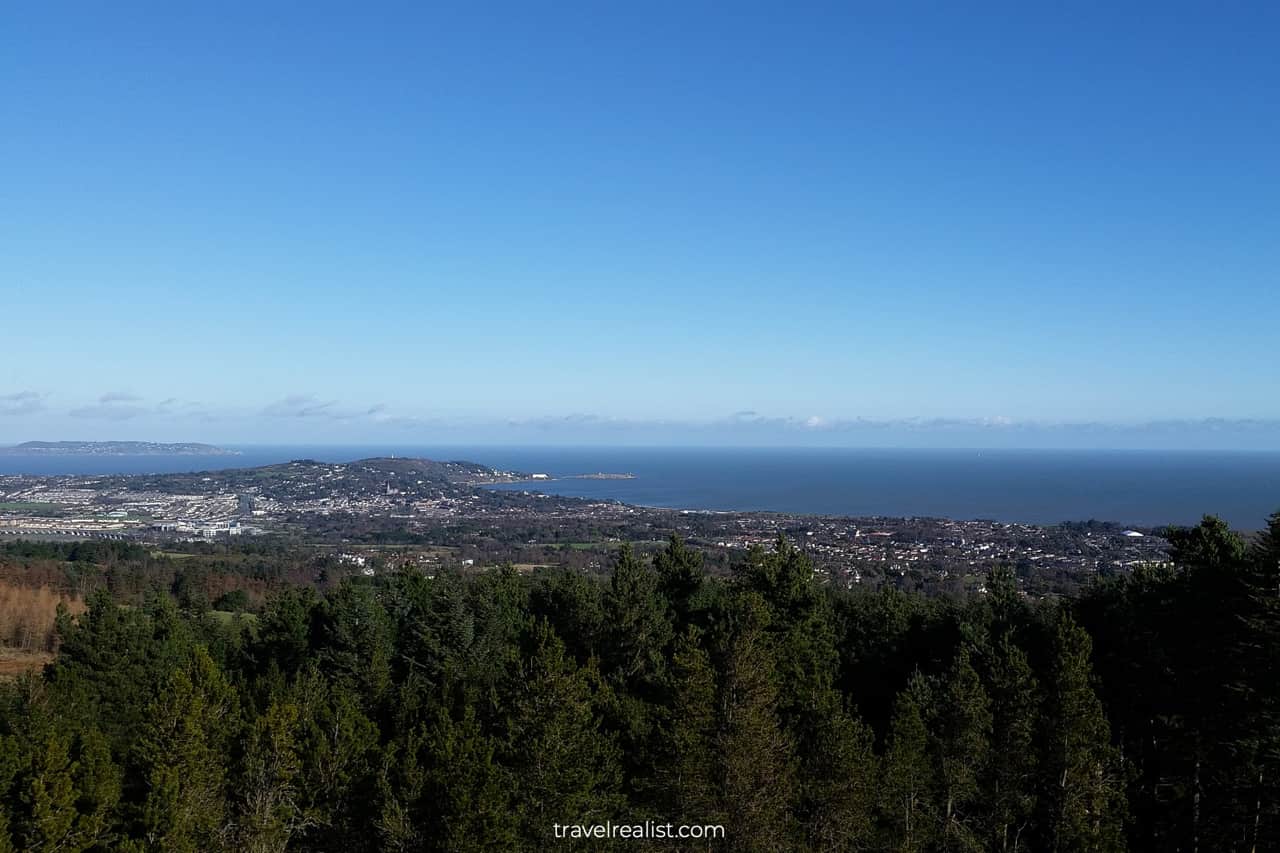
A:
[[208, 610, 258, 625], [0, 501, 63, 514], [551, 540, 666, 551]]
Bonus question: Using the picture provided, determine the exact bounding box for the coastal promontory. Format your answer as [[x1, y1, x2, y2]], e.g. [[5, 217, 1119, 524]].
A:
[[0, 441, 240, 456]]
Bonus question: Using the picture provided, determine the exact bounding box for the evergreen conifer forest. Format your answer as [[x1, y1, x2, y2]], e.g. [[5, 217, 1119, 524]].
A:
[[0, 513, 1277, 851]]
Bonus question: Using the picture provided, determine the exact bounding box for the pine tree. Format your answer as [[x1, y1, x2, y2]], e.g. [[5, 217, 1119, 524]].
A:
[[654, 534, 708, 629], [291, 672, 380, 849], [600, 545, 673, 806], [311, 581, 394, 707], [932, 646, 991, 853], [0, 807, 15, 853], [1165, 514, 1247, 570], [736, 538, 840, 740], [46, 590, 193, 753], [0, 682, 119, 853], [391, 567, 474, 691], [880, 673, 937, 853], [504, 622, 622, 846], [603, 544, 672, 691], [374, 729, 426, 853], [800, 694, 876, 852], [373, 701, 519, 853], [986, 633, 1040, 852], [1075, 560, 1186, 850], [717, 594, 796, 852], [130, 647, 238, 853], [421, 706, 518, 851], [69, 728, 122, 850], [13, 731, 78, 853], [530, 567, 606, 664], [986, 564, 1027, 631], [236, 698, 305, 853], [1215, 509, 1280, 850], [660, 627, 720, 825], [465, 565, 531, 710], [1039, 611, 1126, 853], [256, 588, 318, 678], [832, 584, 925, 737], [1166, 515, 1256, 850]]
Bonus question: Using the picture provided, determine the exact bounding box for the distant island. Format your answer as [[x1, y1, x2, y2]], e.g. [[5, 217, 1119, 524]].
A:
[[0, 441, 240, 456]]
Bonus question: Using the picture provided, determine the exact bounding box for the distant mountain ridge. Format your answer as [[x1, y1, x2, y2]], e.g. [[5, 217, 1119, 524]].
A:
[[1, 441, 240, 456]]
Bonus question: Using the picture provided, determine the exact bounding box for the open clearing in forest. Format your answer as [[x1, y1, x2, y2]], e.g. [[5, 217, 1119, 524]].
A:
[[0, 647, 53, 680]]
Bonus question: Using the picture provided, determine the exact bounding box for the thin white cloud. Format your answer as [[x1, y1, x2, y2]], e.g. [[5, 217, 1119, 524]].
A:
[[0, 390, 45, 416], [261, 396, 409, 423], [69, 391, 152, 420], [69, 403, 148, 420], [155, 397, 211, 416], [499, 412, 1280, 438], [262, 395, 341, 418]]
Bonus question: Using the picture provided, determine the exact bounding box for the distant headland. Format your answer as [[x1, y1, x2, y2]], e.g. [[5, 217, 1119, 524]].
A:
[[0, 441, 240, 456]]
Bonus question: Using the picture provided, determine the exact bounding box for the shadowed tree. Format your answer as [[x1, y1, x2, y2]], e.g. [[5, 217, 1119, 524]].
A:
[[1163, 515, 1258, 850], [0, 808, 13, 853], [880, 672, 937, 853], [503, 621, 622, 847], [424, 706, 518, 851], [291, 671, 380, 849], [1039, 611, 1126, 853], [654, 535, 709, 630], [1234, 511, 1280, 849], [255, 588, 319, 679], [1165, 515, 1246, 571], [601, 545, 673, 804], [736, 538, 840, 746], [932, 646, 991, 852], [375, 703, 518, 853], [985, 633, 1040, 852], [1208, 510, 1280, 850], [464, 565, 531, 713], [800, 693, 877, 852], [311, 581, 394, 709], [717, 593, 797, 852], [603, 545, 671, 693], [659, 627, 720, 827], [530, 567, 606, 664], [68, 728, 121, 850]]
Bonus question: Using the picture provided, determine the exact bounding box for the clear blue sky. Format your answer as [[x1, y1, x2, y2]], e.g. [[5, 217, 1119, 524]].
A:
[[3, 2, 1278, 447]]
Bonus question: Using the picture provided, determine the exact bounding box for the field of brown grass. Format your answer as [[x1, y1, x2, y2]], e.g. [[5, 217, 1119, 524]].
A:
[[0, 647, 54, 680], [0, 581, 86, 653]]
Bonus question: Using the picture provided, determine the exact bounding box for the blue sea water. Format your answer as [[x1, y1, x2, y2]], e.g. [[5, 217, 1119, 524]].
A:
[[1, 446, 1277, 529]]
